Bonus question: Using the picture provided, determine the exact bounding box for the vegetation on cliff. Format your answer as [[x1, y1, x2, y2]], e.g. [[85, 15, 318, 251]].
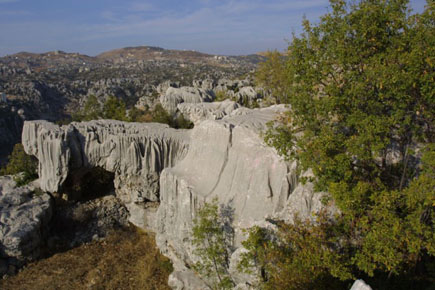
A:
[[192, 199, 236, 289], [73, 95, 193, 129]]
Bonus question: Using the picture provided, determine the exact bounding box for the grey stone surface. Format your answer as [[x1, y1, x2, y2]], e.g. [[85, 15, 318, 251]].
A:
[[177, 100, 240, 125], [350, 280, 372, 290], [160, 86, 215, 114], [236, 86, 261, 103], [0, 176, 53, 276], [155, 105, 327, 286], [192, 79, 215, 91], [168, 269, 209, 290], [22, 119, 190, 227]]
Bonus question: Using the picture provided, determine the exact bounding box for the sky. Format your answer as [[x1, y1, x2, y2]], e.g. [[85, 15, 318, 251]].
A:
[[0, 0, 429, 56]]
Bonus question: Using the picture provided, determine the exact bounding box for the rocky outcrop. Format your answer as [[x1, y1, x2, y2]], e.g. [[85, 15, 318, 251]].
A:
[[236, 86, 262, 104], [21, 105, 329, 288], [350, 280, 372, 290], [177, 100, 240, 125], [160, 87, 215, 114], [155, 105, 327, 287], [0, 176, 53, 276], [22, 120, 190, 227]]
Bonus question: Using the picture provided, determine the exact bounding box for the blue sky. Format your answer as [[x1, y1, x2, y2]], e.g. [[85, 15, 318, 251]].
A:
[[0, 0, 428, 56]]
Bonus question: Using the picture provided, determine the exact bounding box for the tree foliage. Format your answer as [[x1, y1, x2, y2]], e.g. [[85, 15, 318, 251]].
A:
[[239, 214, 350, 290], [249, 0, 434, 288], [73, 96, 193, 129], [0, 143, 38, 186], [255, 50, 289, 104], [192, 199, 235, 289], [102, 95, 128, 121]]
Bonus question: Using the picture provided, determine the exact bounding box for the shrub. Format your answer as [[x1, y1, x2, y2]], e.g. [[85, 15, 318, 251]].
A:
[[0, 143, 38, 186], [192, 198, 235, 289]]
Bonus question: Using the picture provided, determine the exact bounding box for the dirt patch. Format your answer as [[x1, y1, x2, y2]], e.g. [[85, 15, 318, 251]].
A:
[[0, 226, 172, 290]]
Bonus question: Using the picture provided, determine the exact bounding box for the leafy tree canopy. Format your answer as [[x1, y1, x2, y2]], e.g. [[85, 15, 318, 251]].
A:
[[245, 0, 435, 288]]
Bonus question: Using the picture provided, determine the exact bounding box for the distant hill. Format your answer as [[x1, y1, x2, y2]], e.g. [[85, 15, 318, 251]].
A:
[[1, 46, 266, 69], [97, 46, 213, 62]]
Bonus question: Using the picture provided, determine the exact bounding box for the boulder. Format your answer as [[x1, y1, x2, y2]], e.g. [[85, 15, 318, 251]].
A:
[[0, 176, 53, 276], [177, 100, 240, 125], [157, 80, 180, 95], [236, 86, 261, 104], [350, 280, 372, 290], [160, 87, 215, 114], [192, 79, 215, 91]]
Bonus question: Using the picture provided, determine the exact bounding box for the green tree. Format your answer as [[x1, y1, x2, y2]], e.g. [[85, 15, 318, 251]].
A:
[[255, 50, 289, 104], [192, 199, 235, 289], [0, 143, 38, 186], [252, 0, 434, 288], [239, 215, 350, 290], [103, 96, 128, 121], [73, 95, 102, 121]]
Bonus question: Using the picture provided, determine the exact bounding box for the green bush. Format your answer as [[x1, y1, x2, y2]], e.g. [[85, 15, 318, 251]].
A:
[[192, 199, 235, 289], [73, 95, 128, 122], [102, 96, 128, 121], [0, 143, 38, 186], [214, 90, 233, 102], [129, 104, 193, 129]]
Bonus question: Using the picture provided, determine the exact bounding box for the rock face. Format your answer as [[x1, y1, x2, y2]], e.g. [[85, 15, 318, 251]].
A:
[[22, 120, 190, 227], [155, 105, 326, 287], [160, 87, 215, 114], [236, 86, 261, 103], [177, 100, 240, 125], [21, 105, 328, 288], [0, 176, 53, 276]]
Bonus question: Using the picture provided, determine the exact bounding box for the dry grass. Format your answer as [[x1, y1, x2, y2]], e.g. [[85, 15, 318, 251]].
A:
[[0, 226, 172, 290]]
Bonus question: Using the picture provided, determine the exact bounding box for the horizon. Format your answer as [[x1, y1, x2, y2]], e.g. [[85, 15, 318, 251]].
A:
[[0, 0, 428, 57]]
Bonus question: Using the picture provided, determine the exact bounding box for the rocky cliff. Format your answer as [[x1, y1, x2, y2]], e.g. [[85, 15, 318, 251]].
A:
[[21, 105, 327, 288], [22, 120, 190, 228]]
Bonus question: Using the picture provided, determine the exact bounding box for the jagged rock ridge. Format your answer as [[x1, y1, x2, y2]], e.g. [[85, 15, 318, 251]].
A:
[[22, 120, 190, 228]]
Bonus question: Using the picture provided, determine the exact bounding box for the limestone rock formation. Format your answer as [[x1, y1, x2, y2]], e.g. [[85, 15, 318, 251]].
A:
[[350, 280, 372, 290], [177, 100, 240, 125], [22, 120, 190, 227], [20, 105, 329, 288], [160, 87, 215, 114], [0, 176, 52, 276], [236, 86, 261, 103], [155, 105, 327, 287]]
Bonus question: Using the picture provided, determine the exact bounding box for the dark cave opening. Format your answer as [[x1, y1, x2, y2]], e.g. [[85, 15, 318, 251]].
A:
[[47, 167, 128, 254], [62, 167, 115, 202]]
